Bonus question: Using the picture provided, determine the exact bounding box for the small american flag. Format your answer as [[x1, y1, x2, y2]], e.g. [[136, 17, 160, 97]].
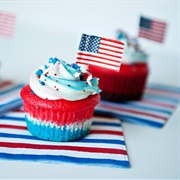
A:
[[138, 16, 167, 43], [76, 34, 124, 71], [0, 11, 16, 38]]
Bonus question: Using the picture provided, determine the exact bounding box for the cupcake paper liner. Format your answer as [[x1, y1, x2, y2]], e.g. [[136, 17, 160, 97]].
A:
[[89, 63, 149, 102], [25, 115, 92, 141]]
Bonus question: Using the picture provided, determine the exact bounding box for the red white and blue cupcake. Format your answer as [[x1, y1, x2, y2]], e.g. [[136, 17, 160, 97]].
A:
[[20, 57, 101, 142]]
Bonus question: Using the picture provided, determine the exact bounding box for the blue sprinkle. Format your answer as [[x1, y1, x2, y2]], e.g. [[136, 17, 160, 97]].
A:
[[35, 69, 43, 76], [49, 57, 58, 65], [71, 63, 80, 69], [44, 64, 48, 69], [80, 73, 84, 81], [39, 81, 45, 86], [36, 106, 38, 109], [30, 90, 35, 94]]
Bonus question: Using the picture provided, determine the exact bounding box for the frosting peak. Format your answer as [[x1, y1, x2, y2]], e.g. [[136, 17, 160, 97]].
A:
[[116, 30, 148, 63], [30, 58, 101, 101]]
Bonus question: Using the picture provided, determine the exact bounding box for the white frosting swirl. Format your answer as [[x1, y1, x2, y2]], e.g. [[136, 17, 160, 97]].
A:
[[30, 58, 101, 101]]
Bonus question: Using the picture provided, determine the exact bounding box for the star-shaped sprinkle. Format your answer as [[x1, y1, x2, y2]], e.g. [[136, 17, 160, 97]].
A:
[[71, 63, 80, 70], [35, 69, 43, 76], [44, 64, 48, 69], [49, 57, 57, 65], [39, 81, 45, 86]]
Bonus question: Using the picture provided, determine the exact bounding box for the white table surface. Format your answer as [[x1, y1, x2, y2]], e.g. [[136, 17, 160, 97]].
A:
[[0, 1, 180, 179]]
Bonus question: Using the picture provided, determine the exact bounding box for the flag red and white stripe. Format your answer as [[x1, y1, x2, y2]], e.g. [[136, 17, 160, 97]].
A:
[[76, 34, 124, 71], [0, 11, 16, 38]]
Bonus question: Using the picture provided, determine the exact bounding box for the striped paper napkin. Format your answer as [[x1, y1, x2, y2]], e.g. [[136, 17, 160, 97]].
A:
[[95, 83, 180, 128], [0, 81, 24, 116], [0, 110, 130, 168]]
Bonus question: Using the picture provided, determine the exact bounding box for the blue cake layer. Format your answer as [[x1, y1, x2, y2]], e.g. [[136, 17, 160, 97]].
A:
[[25, 115, 92, 142]]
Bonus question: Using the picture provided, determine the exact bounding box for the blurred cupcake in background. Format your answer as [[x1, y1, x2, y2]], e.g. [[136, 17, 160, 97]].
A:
[[89, 30, 149, 102]]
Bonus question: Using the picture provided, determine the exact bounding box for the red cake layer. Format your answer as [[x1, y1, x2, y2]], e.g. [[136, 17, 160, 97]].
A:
[[20, 85, 100, 126], [89, 63, 149, 102]]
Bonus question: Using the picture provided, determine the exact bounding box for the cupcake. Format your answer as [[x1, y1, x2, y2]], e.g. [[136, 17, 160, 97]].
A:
[[88, 30, 149, 101], [20, 57, 101, 142]]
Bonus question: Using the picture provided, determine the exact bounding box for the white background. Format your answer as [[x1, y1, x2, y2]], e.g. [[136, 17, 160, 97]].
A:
[[0, 1, 180, 179]]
